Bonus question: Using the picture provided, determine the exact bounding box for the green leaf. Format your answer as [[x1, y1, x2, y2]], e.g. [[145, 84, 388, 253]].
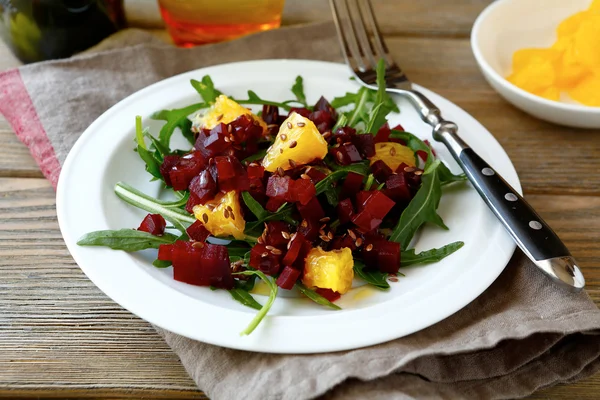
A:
[[77, 229, 178, 251], [364, 173, 375, 191], [234, 90, 299, 111], [229, 288, 263, 311], [114, 182, 196, 233], [144, 130, 171, 163], [291, 76, 307, 106], [323, 186, 339, 207], [151, 102, 207, 147], [190, 76, 222, 104], [135, 116, 146, 150], [235, 274, 256, 291], [241, 191, 268, 220], [296, 283, 342, 310], [134, 116, 163, 181], [389, 164, 448, 249], [331, 91, 359, 109], [365, 60, 394, 134], [233, 270, 278, 335], [353, 260, 390, 290], [153, 259, 172, 268], [227, 242, 252, 261], [331, 113, 348, 132], [243, 192, 297, 231], [242, 148, 267, 163], [347, 87, 371, 127], [401, 241, 464, 267], [315, 161, 369, 196]]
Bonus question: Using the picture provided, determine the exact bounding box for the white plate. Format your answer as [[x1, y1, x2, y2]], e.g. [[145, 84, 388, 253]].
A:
[[57, 60, 519, 354]]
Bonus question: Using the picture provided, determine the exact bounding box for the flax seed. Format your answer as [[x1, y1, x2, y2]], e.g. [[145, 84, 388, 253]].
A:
[[223, 209, 230, 219], [355, 238, 363, 247], [202, 214, 209, 223], [389, 147, 396, 156], [320, 235, 331, 242], [319, 229, 326, 236], [305, 166, 312, 173], [301, 220, 308, 228], [289, 140, 297, 149], [389, 276, 399, 282], [414, 170, 423, 176], [227, 125, 232, 133], [279, 148, 284, 154], [300, 174, 311, 180], [404, 166, 416, 173], [277, 167, 285, 176], [281, 231, 291, 239], [297, 121, 306, 127], [288, 159, 297, 168], [216, 114, 223, 121], [336, 152, 344, 163], [207, 204, 216, 211], [265, 245, 276, 251], [280, 133, 288, 141], [327, 231, 334, 240], [287, 122, 293, 129], [261, 252, 269, 258], [271, 248, 282, 255], [319, 217, 330, 223], [322, 131, 331, 140], [224, 136, 231, 143], [192, 241, 205, 249], [249, 162, 258, 167], [267, 124, 278, 129], [230, 213, 235, 221], [257, 236, 264, 244], [365, 244, 373, 251], [347, 229, 357, 240]]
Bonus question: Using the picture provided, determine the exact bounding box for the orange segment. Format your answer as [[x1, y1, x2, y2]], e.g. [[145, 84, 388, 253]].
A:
[[370, 142, 416, 171], [192, 190, 246, 240], [302, 247, 354, 294], [195, 94, 267, 132]]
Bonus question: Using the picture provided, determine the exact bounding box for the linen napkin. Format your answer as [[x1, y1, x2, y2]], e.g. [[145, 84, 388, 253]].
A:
[[1, 23, 599, 400]]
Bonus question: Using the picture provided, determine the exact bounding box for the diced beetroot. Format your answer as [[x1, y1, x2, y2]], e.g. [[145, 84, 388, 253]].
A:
[[353, 133, 375, 158], [374, 123, 391, 143], [330, 233, 357, 251], [330, 143, 362, 165], [292, 178, 316, 206], [352, 191, 395, 232], [138, 213, 166, 235], [247, 163, 264, 180], [262, 105, 279, 125], [266, 197, 286, 212], [314, 96, 337, 119], [249, 243, 282, 276], [298, 218, 320, 242], [186, 193, 200, 214], [288, 107, 311, 118], [189, 170, 218, 205], [215, 156, 236, 181], [315, 288, 341, 302], [391, 123, 405, 132], [354, 191, 373, 213], [332, 126, 356, 144], [229, 114, 264, 144], [219, 173, 250, 193], [424, 140, 437, 156], [336, 198, 354, 225], [276, 265, 302, 290], [395, 162, 411, 174], [371, 160, 393, 183], [282, 234, 309, 266], [157, 243, 174, 261], [417, 150, 428, 162], [266, 175, 293, 201], [340, 172, 365, 200], [195, 123, 231, 157], [186, 220, 210, 242], [172, 241, 233, 289], [305, 167, 327, 183], [360, 191, 396, 219], [217, 156, 250, 193], [309, 110, 335, 133], [248, 178, 267, 205], [377, 240, 401, 274], [297, 197, 325, 222], [265, 221, 290, 249], [169, 151, 205, 191], [351, 211, 383, 232], [160, 155, 180, 186], [384, 173, 412, 203]]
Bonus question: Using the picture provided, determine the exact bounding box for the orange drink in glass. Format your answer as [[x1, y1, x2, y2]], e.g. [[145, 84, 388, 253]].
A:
[[158, 0, 286, 47]]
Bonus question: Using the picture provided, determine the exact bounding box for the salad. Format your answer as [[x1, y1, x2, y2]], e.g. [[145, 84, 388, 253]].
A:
[[78, 61, 466, 335]]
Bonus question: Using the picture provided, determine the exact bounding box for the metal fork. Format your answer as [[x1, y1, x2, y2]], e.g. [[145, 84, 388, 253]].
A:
[[330, 0, 585, 291]]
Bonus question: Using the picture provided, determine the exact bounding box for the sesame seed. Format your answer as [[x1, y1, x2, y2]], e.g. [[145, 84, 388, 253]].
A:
[[289, 159, 297, 168], [281, 133, 288, 141], [300, 174, 311, 180], [319, 217, 330, 223], [202, 214, 209, 223], [265, 245, 276, 251], [192, 241, 205, 249], [327, 231, 334, 240], [365, 244, 373, 251], [216, 114, 223, 121], [282, 231, 291, 239], [347, 229, 357, 240], [414, 170, 423, 176], [297, 122, 305, 127], [404, 166, 416, 173], [389, 147, 396, 156], [261, 252, 269, 258], [320, 235, 331, 242], [271, 248, 282, 255], [289, 140, 297, 149], [355, 238, 363, 247], [286, 122, 293, 129]]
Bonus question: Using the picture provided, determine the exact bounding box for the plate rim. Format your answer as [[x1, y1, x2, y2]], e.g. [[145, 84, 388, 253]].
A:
[[57, 59, 519, 353]]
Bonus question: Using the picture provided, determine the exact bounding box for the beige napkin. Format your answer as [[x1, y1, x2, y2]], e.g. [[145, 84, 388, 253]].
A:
[[1, 23, 599, 400]]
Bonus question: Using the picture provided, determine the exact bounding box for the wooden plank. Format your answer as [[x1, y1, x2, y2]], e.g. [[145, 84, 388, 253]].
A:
[[0, 178, 597, 398]]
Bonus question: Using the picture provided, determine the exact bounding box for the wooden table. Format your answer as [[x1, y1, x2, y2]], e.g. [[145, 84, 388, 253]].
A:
[[1, 1, 598, 398]]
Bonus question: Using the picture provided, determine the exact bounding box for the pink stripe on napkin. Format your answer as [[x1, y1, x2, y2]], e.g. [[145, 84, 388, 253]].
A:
[[0, 69, 61, 188]]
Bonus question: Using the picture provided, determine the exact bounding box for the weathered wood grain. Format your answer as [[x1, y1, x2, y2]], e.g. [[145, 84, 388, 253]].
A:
[[0, 178, 597, 399]]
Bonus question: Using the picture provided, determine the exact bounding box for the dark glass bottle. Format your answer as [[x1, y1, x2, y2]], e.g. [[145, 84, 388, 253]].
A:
[[0, 0, 125, 63]]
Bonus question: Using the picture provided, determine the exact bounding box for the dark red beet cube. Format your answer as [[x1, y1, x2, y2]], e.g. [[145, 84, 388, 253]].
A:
[[195, 123, 231, 157], [417, 150, 428, 162], [189, 170, 217, 205], [229, 114, 263, 144], [157, 243, 173, 261], [384, 173, 412, 203], [330, 233, 357, 251], [186, 193, 200, 214], [353, 133, 375, 158], [186, 220, 210, 242], [424, 139, 437, 156], [265, 197, 286, 212], [351, 211, 383, 232], [370, 160, 393, 183], [297, 197, 325, 222], [340, 172, 365, 200], [214, 155, 250, 193], [169, 151, 205, 191], [352, 191, 395, 232], [332, 126, 356, 144], [172, 241, 233, 289], [266, 175, 293, 201], [309, 110, 335, 133], [160, 155, 180, 186], [138, 213, 166, 235], [315, 288, 340, 302], [363, 191, 395, 219], [282, 233, 309, 266], [330, 143, 362, 165], [336, 198, 354, 225], [249, 244, 282, 276], [292, 178, 316, 206], [215, 156, 236, 181], [305, 167, 327, 183], [261, 105, 279, 125], [377, 240, 401, 274], [354, 191, 373, 213], [289, 107, 311, 118], [298, 218, 320, 242], [374, 123, 391, 143], [314, 96, 337, 118], [247, 163, 264, 180], [265, 221, 290, 249], [276, 265, 302, 290]]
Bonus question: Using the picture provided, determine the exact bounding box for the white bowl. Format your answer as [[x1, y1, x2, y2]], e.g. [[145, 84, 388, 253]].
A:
[[471, 0, 600, 129]]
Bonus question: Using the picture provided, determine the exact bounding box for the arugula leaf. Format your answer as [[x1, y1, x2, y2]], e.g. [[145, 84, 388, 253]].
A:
[[353, 260, 390, 290], [331, 91, 361, 109], [291, 76, 307, 106], [365, 59, 393, 134], [114, 182, 196, 233], [331, 113, 348, 132], [241, 191, 269, 221], [134, 116, 163, 181], [235, 90, 299, 111], [233, 270, 278, 335], [347, 87, 371, 127], [364, 174, 375, 191], [190, 76, 222, 104], [389, 164, 448, 249], [315, 161, 369, 195], [242, 148, 267, 163], [235, 274, 256, 291], [77, 229, 178, 251], [153, 259, 172, 268], [243, 192, 297, 230], [227, 242, 252, 261], [144, 130, 171, 162], [151, 102, 207, 147], [229, 288, 262, 311], [296, 283, 342, 310], [401, 241, 464, 267], [323, 186, 339, 207]]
